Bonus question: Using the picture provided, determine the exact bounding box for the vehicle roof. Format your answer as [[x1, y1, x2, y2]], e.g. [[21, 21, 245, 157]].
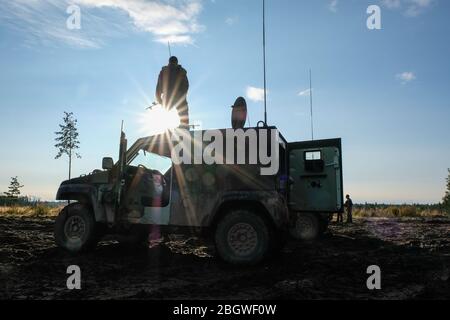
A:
[[126, 126, 287, 160]]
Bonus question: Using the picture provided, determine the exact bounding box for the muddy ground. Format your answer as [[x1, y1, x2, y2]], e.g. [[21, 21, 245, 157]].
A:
[[0, 216, 449, 300]]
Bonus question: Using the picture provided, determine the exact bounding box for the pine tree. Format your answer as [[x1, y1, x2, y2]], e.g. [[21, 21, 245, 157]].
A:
[[54, 111, 81, 180], [443, 169, 450, 212], [4, 176, 24, 198]]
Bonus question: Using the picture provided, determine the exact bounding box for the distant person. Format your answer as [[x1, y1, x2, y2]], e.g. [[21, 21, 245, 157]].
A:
[[155, 56, 189, 128], [344, 194, 353, 223]]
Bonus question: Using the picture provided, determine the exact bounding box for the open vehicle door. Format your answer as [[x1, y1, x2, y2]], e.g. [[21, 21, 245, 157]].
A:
[[288, 138, 343, 213]]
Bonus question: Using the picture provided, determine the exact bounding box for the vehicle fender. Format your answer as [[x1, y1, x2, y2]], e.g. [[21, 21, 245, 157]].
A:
[[56, 184, 105, 222], [205, 191, 288, 230]]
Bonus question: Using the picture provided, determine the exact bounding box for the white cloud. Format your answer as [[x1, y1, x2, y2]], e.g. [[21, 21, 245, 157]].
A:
[[246, 86, 266, 102], [298, 88, 313, 96], [75, 0, 205, 44], [382, 0, 401, 9], [0, 0, 205, 48], [405, 0, 434, 16], [396, 71, 416, 83], [328, 0, 338, 13], [380, 0, 434, 17], [225, 16, 238, 26], [410, 0, 433, 6], [0, 0, 100, 48]]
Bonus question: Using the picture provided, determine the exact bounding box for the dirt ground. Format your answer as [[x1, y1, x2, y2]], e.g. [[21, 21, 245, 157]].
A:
[[0, 216, 449, 300]]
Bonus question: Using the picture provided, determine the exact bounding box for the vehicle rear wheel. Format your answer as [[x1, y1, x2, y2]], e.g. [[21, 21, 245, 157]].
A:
[[54, 203, 98, 253], [289, 212, 320, 241], [215, 209, 271, 265]]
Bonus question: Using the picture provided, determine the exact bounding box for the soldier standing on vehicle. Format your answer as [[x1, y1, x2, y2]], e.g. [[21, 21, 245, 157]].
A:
[[344, 194, 353, 224], [155, 56, 190, 128]]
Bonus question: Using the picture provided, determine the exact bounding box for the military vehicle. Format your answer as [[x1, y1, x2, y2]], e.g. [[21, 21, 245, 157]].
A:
[[55, 126, 343, 265]]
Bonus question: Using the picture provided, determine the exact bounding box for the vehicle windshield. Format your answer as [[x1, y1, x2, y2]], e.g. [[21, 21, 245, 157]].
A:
[[129, 150, 172, 174]]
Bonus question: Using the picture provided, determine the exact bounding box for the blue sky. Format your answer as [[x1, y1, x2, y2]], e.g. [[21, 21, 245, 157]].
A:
[[0, 0, 449, 203]]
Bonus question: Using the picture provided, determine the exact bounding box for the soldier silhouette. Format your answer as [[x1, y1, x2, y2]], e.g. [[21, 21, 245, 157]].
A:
[[155, 56, 190, 128]]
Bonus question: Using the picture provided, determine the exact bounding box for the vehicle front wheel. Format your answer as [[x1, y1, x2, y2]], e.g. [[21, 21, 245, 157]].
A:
[[289, 212, 320, 241], [54, 203, 98, 253], [215, 209, 271, 265]]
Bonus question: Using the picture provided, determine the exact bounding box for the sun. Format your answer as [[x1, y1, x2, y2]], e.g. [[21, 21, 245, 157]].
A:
[[138, 105, 180, 136]]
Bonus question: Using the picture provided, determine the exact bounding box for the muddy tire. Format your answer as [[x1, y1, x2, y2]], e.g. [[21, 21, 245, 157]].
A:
[[215, 210, 271, 265], [54, 203, 98, 253], [290, 212, 320, 241]]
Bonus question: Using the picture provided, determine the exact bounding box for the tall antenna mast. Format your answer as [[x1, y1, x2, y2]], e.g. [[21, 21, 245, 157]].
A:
[[262, 0, 268, 126], [167, 41, 172, 57], [309, 69, 314, 140]]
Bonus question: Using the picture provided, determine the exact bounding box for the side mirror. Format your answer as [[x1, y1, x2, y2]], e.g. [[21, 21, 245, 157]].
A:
[[102, 157, 114, 170]]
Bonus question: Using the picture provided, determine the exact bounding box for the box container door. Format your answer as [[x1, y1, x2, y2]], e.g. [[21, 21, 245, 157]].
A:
[[288, 138, 343, 213]]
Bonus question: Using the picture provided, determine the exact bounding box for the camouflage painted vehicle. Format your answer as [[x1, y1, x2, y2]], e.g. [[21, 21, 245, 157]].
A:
[[54, 127, 343, 265]]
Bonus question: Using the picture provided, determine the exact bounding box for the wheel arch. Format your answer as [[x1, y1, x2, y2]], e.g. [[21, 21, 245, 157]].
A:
[[56, 184, 103, 221], [209, 199, 276, 235]]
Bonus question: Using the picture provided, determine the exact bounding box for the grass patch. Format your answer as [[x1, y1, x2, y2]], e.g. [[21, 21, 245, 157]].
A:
[[1, 203, 447, 219], [353, 204, 446, 218], [0, 204, 62, 217]]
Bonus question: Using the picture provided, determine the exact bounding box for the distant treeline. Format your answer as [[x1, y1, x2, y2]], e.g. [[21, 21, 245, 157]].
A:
[[353, 203, 448, 218], [355, 203, 444, 210], [0, 195, 60, 207], [0, 197, 448, 218]]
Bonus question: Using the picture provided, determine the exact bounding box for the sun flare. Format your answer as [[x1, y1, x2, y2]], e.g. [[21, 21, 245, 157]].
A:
[[138, 105, 180, 136]]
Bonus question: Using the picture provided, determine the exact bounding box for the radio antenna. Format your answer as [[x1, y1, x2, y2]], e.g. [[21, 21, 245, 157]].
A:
[[262, 0, 268, 126], [167, 41, 172, 57], [309, 69, 314, 140]]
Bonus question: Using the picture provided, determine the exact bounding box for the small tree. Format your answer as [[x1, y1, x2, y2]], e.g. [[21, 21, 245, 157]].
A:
[[54, 111, 81, 180], [4, 176, 24, 199], [443, 169, 450, 213]]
